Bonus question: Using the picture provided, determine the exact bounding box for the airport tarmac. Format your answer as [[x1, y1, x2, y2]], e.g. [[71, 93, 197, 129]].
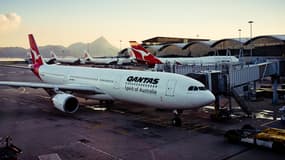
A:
[[0, 66, 284, 160]]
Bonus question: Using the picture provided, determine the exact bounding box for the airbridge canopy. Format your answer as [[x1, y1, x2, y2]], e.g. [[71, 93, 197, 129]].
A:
[[211, 38, 248, 49], [244, 35, 285, 46], [119, 35, 285, 57]]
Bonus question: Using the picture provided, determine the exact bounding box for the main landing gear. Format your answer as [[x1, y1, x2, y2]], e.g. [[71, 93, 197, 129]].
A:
[[99, 100, 114, 105], [172, 109, 183, 127]]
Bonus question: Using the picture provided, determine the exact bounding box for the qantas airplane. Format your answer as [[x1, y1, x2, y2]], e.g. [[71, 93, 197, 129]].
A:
[[50, 51, 81, 65], [129, 41, 239, 66], [0, 34, 215, 126], [82, 51, 118, 65], [82, 51, 135, 65], [25, 52, 56, 64]]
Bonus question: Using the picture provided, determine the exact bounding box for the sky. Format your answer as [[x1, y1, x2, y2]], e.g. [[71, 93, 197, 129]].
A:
[[0, 0, 285, 48]]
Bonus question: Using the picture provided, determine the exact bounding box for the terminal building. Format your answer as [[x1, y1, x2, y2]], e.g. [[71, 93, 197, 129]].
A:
[[119, 35, 285, 58]]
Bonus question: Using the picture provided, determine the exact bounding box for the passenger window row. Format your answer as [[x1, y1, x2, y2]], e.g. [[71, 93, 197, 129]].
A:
[[125, 82, 158, 88]]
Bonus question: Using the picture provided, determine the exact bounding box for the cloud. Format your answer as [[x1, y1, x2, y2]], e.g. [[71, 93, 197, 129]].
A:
[[0, 13, 21, 31]]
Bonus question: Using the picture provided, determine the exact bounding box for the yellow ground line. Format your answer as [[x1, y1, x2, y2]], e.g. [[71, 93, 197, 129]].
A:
[[192, 125, 209, 131]]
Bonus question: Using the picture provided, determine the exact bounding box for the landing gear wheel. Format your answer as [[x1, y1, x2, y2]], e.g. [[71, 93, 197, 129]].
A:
[[99, 100, 114, 105], [172, 117, 182, 127], [106, 100, 114, 105]]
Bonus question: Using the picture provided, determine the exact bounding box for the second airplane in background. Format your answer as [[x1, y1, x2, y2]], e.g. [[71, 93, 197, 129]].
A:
[[50, 51, 81, 65], [82, 51, 118, 65], [82, 51, 135, 65], [129, 41, 239, 66]]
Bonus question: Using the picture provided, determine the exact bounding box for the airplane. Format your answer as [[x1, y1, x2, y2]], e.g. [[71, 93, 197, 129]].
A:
[[25, 52, 56, 64], [50, 51, 81, 65], [82, 51, 118, 65], [82, 50, 135, 65], [129, 41, 239, 66], [0, 34, 215, 126]]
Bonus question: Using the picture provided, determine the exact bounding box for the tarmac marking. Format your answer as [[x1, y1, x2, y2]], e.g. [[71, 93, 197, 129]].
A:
[[78, 141, 122, 160], [38, 153, 62, 160], [221, 147, 252, 160], [191, 125, 209, 131], [39, 95, 51, 99], [110, 109, 126, 114], [260, 120, 277, 127], [150, 150, 156, 160]]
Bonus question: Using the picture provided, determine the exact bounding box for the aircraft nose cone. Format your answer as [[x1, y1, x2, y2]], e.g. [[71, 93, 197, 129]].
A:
[[204, 91, 216, 105]]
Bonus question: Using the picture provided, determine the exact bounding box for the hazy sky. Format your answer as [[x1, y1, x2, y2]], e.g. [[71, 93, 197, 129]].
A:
[[0, 0, 284, 48]]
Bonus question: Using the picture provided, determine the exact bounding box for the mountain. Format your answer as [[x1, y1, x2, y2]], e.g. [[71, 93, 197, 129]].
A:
[[68, 36, 119, 57], [0, 47, 27, 58], [0, 36, 119, 58], [39, 45, 71, 58]]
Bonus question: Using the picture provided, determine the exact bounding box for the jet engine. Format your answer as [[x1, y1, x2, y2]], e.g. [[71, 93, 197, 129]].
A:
[[52, 94, 79, 113]]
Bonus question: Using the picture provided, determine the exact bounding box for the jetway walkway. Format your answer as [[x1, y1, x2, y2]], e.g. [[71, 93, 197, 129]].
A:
[[154, 60, 280, 89], [154, 59, 284, 116]]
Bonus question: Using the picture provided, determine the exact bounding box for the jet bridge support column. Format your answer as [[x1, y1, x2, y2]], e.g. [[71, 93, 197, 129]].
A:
[[271, 75, 280, 105]]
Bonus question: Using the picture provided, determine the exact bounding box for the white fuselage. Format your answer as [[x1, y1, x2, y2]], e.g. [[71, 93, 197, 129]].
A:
[[117, 57, 134, 65], [38, 65, 215, 109], [159, 56, 239, 65], [55, 57, 81, 64], [84, 57, 118, 65]]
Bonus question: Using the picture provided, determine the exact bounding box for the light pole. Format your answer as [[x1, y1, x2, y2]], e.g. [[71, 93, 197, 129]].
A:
[[248, 21, 254, 56], [248, 21, 253, 39], [238, 29, 242, 57], [248, 21, 255, 98], [119, 40, 122, 50], [238, 29, 242, 42]]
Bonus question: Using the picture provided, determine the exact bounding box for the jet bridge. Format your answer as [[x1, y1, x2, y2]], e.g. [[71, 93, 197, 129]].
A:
[[154, 58, 285, 116]]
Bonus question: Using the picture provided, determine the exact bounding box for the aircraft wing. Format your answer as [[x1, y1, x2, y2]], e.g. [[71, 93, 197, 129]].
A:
[[0, 64, 31, 69], [0, 81, 104, 94]]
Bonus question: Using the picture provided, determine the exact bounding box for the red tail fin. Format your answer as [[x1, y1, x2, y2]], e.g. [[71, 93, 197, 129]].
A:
[[28, 34, 44, 78], [28, 34, 44, 66], [129, 41, 162, 66]]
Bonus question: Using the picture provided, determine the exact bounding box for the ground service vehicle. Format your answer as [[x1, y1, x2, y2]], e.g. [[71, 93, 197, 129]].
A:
[[225, 125, 285, 152]]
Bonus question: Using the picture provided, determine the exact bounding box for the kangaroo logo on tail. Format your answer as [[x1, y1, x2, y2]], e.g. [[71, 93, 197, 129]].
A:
[[129, 41, 162, 66]]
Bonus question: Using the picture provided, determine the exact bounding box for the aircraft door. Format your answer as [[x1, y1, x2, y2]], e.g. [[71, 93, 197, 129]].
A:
[[113, 80, 120, 89], [113, 75, 122, 90], [165, 79, 177, 96]]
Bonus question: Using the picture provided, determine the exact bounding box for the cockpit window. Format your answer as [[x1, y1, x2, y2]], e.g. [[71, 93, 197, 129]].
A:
[[188, 86, 207, 91]]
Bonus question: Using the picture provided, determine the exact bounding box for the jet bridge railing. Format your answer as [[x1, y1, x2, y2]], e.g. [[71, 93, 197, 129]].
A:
[[154, 63, 228, 75], [229, 65, 260, 88], [154, 60, 280, 89]]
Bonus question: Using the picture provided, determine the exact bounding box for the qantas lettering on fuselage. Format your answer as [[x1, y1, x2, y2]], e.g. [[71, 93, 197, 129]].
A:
[[125, 76, 159, 95], [126, 76, 159, 85]]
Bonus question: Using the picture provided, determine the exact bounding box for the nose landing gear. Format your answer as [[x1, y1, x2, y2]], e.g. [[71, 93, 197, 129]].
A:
[[172, 109, 183, 127]]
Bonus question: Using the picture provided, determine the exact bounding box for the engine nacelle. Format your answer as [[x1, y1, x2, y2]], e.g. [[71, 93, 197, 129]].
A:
[[52, 94, 79, 113]]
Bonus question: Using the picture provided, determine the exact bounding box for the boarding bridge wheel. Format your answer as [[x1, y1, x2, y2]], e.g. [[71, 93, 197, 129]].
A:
[[172, 117, 182, 127]]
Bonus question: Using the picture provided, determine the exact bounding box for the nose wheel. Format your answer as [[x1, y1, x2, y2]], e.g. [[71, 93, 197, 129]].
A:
[[172, 109, 183, 127]]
